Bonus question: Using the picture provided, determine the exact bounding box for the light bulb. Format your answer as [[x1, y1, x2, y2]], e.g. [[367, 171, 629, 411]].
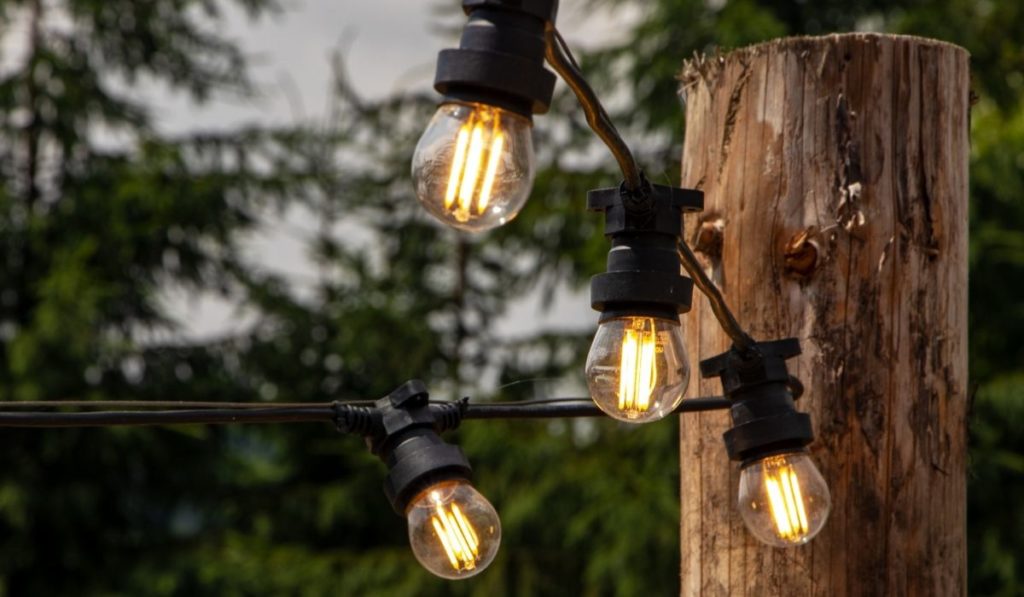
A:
[[584, 315, 690, 423], [406, 480, 501, 580], [412, 102, 534, 232], [737, 451, 831, 547]]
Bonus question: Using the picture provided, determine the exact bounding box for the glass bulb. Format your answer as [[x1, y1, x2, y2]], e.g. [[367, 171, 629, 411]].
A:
[[584, 315, 690, 423], [737, 451, 831, 547], [412, 102, 534, 232], [406, 480, 501, 580]]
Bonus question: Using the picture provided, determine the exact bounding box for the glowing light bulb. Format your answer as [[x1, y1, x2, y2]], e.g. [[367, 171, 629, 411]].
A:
[[737, 451, 831, 547], [406, 480, 501, 579], [412, 102, 534, 232], [584, 315, 689, 423]]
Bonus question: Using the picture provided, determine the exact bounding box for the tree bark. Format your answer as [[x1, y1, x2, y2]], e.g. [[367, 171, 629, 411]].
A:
[[678, 34, 969, 596]]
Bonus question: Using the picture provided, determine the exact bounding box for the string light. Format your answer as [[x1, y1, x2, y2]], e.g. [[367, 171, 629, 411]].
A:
[[0, 0, 838, 583]]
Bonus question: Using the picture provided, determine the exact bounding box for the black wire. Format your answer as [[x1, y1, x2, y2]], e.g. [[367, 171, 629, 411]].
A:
[[787, 375, 805, 400], [0, 400, 374, 410], [676, 240, 757, 352], [459, 396, 730, 420], [465, 396, 594, 406], [543, 25, 755, 351], [0, 407, 336, 428], [0, 397, 732, 428], [544, 25, 643, 191]]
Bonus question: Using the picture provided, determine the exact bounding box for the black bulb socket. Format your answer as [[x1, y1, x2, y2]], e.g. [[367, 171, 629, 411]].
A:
[[369, 380, 473, 515], [700, 339, 814, 465], [588, 180, 703, 322], [433, 0, 559, 119]]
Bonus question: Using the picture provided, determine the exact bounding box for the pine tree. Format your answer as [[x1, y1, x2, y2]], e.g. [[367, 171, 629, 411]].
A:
[[0, 0, 316, 593]]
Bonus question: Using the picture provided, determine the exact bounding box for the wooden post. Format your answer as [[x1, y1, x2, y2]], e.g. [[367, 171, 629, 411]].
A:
[[678, 34, 969, 596]]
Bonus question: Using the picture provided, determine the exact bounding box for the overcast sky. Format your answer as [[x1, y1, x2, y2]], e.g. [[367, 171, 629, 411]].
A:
[[151, 0, 642, 341], [152, 1, 638, 128]]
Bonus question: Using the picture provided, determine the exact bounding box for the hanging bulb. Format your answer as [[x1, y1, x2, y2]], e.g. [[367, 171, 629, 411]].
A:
[[405, 480, 502, 580], [412, 102, 534, 232], [584, 315, 689, 423], [737, 451, 831, 547]]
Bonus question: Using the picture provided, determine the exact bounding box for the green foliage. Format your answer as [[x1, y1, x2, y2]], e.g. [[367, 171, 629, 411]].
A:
[[968, 374, 1024, 595], [896, 0, 1024, 111], [965, 101, 1024, 381]]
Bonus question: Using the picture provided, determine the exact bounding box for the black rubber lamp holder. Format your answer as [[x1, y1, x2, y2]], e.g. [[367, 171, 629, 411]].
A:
[[587, 179, 704, 323], [700, 338, 814, 466], [365, 380, 472, 514], [433, 0, 559, 118]]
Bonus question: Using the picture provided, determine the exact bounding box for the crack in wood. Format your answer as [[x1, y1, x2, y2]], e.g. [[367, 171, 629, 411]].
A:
[[717, 59, 751, 180], [834, 93, 866, 234]]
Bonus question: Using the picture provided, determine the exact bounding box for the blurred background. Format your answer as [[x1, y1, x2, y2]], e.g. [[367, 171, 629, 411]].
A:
[[0, 0, 1021, 595]]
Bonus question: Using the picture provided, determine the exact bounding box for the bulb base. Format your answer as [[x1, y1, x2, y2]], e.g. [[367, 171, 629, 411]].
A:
[[383, 433, 473, 515], [588, 180, 703, 321], [725, 408, 813, 464], [368, 381, 474, 514], [434, 3, 557, 118], [461, 0, 558, 22], [701, 339, 815, 462]]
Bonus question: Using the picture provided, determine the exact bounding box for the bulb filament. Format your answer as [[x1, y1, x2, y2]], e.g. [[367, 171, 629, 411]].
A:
[[762, 456, 810, 542], [444, 108, 506, 222], [617, 317, 658, 414], [430, 496, 481, 572]]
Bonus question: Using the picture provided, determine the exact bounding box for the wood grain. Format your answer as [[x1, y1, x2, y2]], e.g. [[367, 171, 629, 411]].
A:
[[678, 34, 969, 597]]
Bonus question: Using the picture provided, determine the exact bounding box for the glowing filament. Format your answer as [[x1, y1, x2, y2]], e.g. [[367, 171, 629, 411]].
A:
[[458, 124, 485, 213], [477, 133, 504, 212], [617, 317, 658, 413], [444, 109, 506, 221], [431, 499, 480, 572], [763, 458, 810, 542], [444, 127, 471, 210]]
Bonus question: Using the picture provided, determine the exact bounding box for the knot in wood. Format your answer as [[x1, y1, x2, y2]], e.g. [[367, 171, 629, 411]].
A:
[[694, 215, 724, 261], [783, 228, 819, 280]]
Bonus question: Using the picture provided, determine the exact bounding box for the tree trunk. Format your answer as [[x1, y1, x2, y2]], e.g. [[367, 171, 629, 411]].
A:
[[678, 34, 969, 596]]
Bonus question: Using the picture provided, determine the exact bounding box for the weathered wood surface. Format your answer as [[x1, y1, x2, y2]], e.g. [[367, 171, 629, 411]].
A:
[[678, 34, 969, 596]]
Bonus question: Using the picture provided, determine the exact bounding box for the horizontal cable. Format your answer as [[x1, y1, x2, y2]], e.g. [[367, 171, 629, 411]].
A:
[[0, 407, 336, 428], [0, 397, 731, 428], [459, 397, 731, 420], [0, 400, 371, 410]]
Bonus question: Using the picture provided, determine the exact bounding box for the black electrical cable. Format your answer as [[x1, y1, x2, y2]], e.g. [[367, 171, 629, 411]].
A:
[[469, 396, 597, 406], [543, 25, 756, 353], [787, 375, 805, 400], [0, 407, 336, 428], [676, 240, 757, 352], [0, 400, 372, 410], [458, 396, 731, 420], [544, 25, 643, 191], [0, 396, 732, 428]]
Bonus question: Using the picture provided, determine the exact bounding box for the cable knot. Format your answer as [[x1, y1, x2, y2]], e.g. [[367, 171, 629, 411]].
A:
[[620, 173, 655, 220], [431, 398, 468, 433], [332, 403, 377, 435]]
